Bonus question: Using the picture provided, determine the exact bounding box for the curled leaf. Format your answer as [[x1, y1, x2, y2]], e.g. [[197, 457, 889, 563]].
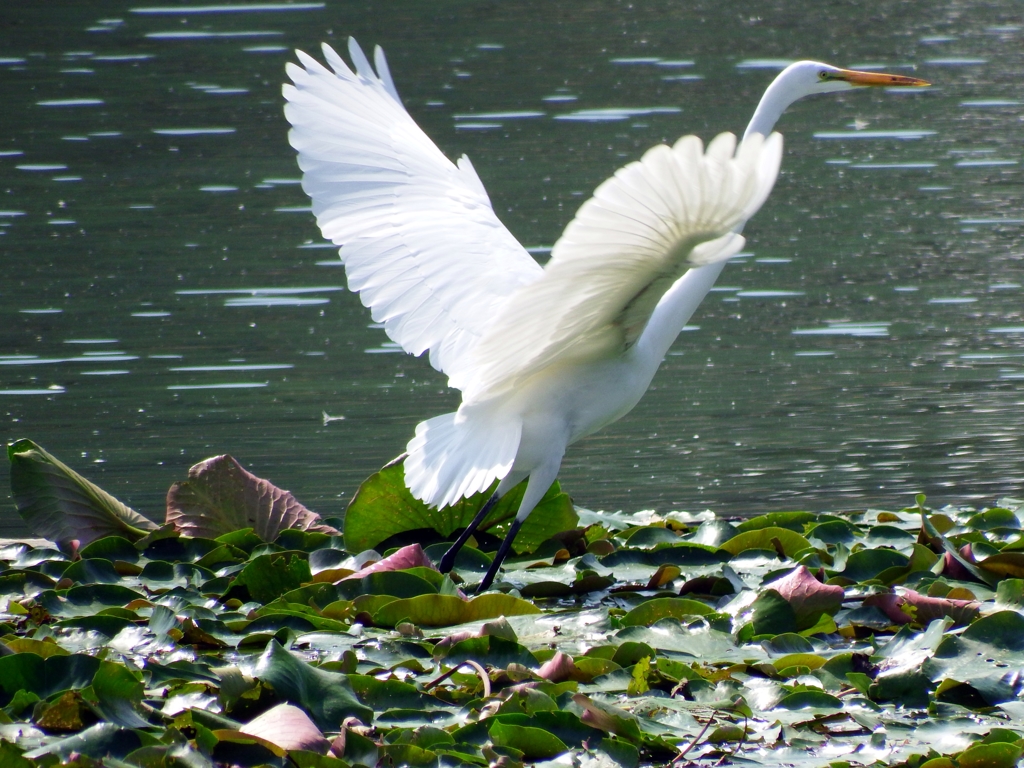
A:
[[537, 651, 581, 683], [341, 544, 436, 581], [864, 588, 980, 627], [166, 454, 339, 541], [8, 439, 159, 548], [768, 565, 845, 627]]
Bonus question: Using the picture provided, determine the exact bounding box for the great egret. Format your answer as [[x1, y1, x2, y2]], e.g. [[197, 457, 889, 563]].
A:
[[283, 41, 928, 591]]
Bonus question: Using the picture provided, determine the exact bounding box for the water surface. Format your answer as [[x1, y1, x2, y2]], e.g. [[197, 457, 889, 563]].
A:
[[1, 1, 1023, 533]]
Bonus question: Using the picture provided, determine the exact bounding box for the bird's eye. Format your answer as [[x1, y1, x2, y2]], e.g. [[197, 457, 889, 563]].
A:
[[819, 70, 830, 80]]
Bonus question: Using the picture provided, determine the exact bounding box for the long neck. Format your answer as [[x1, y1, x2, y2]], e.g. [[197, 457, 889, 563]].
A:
[[637, 67, 803, 365], [744, 68, 804, 140], [634, 260, 728, 366]]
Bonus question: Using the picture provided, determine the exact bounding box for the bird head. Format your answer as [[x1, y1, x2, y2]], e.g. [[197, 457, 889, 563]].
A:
[[744, 60, 930, 139], [789, 61, 930, 95]]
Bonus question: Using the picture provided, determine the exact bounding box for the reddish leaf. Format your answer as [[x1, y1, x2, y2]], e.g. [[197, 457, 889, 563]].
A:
[[240, 703, 330, 754], [537, 651, 580, 683], [166, 454, 339, 541], [434, 616, 518, 654], [341, 544, 436, 581], [767, 565, 844, 626], [433, 631, 476, 654], [940, 545, 983, 583], [863, 588, 980, 626]]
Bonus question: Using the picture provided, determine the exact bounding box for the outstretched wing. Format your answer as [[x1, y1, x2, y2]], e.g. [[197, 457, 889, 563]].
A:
[[283, 39, 543, 378], [454, 131, 783, 402]]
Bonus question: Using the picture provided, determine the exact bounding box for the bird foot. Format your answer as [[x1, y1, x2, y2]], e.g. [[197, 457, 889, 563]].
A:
[[437, 547, 458, 574]]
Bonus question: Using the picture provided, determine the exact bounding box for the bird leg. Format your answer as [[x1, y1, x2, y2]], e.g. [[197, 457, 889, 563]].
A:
[[473, 456, 563, 594], [438, 491, 499, 574], [475, 516, 523, 594]]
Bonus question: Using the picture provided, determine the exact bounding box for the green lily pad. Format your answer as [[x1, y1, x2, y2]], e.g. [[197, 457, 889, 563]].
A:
[[0, 652, 101, 703], [232, 552, 312, 604], [619, 597, 714, 627], [488, 721, 568, 760], [775, 690, 843, 710], [720, 527, 811, 558], [343, 458, 577, 555], [254, 640, 373, 729], [8, 439, 159, 547], [957, 741, 1024, 768], [335, 571, 439, 600], [371, 592, 540, 628], [841, 547, 910, 582]]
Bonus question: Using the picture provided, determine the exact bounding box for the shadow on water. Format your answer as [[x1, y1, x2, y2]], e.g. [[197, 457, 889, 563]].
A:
[[1, 1, 1022, 533]]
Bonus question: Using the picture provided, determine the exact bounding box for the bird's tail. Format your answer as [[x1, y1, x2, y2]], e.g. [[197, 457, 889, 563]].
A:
[[404, 405, 521, 509]]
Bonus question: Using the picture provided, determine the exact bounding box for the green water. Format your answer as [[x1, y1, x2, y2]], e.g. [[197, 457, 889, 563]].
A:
[[1, 1, 1022, 534]]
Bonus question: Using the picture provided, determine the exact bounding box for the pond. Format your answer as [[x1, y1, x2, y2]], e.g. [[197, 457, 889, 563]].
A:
[[1, 0, 1022, 535]]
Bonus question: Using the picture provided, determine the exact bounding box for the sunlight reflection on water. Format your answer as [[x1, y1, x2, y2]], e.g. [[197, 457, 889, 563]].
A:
[[0, 1, 1022, 533]]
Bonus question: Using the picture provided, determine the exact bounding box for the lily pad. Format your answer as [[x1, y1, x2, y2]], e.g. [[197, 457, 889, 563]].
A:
[[254, 640, 373, 729], [372, 593, 540, 628], [8, 439, 158, 547], [343, 458, 577, 555], [619, 597, 714, 627], [719, 527, 811, 558], [166, 454, 339, 541]]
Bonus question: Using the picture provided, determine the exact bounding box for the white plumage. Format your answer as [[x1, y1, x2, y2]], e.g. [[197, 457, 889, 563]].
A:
[[455, 131, 783, 403], [284, 43, 542, 379], [283, 40, 928, 590]]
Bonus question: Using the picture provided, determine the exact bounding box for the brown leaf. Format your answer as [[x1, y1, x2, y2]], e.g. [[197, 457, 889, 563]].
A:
[[863, 588, 980, 626], [35, 690, 91, 732], [767, 565, 844, 626], [240, 703, 330, 754], [166, 454, 339, 541]]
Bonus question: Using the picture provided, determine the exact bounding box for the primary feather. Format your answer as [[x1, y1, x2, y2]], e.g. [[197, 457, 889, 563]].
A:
[[283, 39, 543, 379], [454, 131, 783, 403]]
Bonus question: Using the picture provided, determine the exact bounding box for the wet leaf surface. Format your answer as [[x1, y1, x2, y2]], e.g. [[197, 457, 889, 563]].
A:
[[6, 445, 1024, 766]]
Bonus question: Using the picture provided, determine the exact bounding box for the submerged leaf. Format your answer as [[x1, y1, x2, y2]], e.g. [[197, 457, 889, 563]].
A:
[[166, 454, 339, 541], [8, 438, 159, 547]]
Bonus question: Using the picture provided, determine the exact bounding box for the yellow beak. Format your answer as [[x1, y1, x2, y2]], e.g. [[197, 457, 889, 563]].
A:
[[830, 68, 930, 88]]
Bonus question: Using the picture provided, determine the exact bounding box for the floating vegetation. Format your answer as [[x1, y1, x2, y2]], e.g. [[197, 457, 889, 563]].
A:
[[2, 439, 1024, 766]]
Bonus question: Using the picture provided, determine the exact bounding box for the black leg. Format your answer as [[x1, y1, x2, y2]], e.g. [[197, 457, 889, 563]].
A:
[[438, 491, 499, 574], [475, 516, 523, 594]]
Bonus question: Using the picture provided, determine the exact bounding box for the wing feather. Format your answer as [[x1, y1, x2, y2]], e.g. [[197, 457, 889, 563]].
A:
[[455, 131, 783, 401], [283, 38, 543, 378]]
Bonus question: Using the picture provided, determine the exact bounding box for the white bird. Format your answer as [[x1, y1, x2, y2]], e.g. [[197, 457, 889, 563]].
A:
[[283, 41, 928, 591]]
